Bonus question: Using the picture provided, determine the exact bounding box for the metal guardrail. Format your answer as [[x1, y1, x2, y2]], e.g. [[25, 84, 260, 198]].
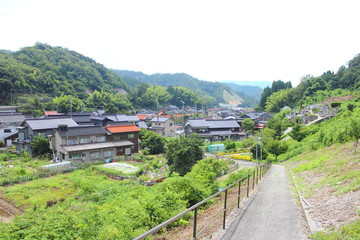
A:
[[133, 162, 272, 240]]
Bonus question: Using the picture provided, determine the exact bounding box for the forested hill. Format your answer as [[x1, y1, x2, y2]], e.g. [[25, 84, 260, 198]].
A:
[[114, 70, 260, 107], [0, 43, 129, 104], [257, 53, 360, 112]]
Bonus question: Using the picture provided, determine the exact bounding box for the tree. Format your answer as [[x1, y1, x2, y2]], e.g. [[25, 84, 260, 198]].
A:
[[290, 124, 307, 142], [30, 136, 51, 156], [52, 95, 83, 113], [242, 118, 255, 134], [266, 140, 287, 161], [166, 134, 204, 176], [250, 143, 268, 160], [139, 129, 165, 154]]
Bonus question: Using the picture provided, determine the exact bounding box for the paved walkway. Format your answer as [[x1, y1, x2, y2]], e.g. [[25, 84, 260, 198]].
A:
[[222, 165, 307, 240]]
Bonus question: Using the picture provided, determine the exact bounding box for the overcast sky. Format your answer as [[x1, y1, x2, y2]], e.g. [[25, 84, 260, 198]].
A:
[[1, 0, 360, 86]]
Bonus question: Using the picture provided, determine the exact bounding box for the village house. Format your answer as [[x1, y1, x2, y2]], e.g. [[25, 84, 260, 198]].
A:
[[50, 123, 140, 163], [15, 118, 79, 154], [149, 117, 176, 137], [0, 113, 27, 146], [184, 119, 246, 142]]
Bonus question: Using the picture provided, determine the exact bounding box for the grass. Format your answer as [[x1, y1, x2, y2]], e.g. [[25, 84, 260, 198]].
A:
[[311, 219, 360, 240]]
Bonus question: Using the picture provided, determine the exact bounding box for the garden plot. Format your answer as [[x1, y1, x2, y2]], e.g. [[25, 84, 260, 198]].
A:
[[101, 162, 139, 174]]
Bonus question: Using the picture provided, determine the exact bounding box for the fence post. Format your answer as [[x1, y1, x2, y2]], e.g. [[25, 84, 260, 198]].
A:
[[247, 174, 250, 197], [237, 181, 241, 208], [252, 170, 255, 190], [193, 207, 198, 239], [223, 189, 228, 229]]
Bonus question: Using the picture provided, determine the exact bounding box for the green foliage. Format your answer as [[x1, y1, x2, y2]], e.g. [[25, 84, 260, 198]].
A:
[[166, 134, 204, 176], [242, 118, 255, 133], [30, 136, 51, 156], [250, 144, 268, 160], [224, 168, 252, 186], [265, 140, 288, 161], [0, 43, 129, 105], [290, 124, 307, 142], [86, 90, 132, 113], [311, 219, 360, 240], [224, 140, 236, 150], [139, 129, 165, 154]]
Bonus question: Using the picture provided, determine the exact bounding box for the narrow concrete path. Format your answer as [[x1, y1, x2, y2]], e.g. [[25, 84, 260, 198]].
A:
[[222, 165, 307, 240]]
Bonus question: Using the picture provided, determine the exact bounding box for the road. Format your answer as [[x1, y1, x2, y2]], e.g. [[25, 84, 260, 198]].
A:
[[222, 165, 308, 240]]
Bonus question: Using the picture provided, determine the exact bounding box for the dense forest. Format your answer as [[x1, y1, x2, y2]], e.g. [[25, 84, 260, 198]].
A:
[[257, 54, 360, 112], [0, 43, 129, 104]]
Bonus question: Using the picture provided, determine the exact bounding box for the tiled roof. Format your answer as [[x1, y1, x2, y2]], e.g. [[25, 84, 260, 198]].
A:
[[44, 111, 62, 116], [207, 120, 240, 129], [26, 118, 78, 130], [150, 117, 170, 123], [187, 119, 209, 128], [137, 114, 149, 120], [58, 126, 108, 137], [106, 115, 139, 122], [0, 113, 26, 123], [62, 140, 134, 152], [137, 121, 148, 129], [106, 125, 140, 133]]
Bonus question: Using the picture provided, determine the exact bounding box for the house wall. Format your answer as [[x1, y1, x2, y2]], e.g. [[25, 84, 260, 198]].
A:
[[106, 132, 139, 154], [151, 119, 176, 137], [0, 123, 18, 141]]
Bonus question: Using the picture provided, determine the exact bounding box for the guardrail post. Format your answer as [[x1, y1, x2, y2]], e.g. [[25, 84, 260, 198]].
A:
[[237, 181, 241, 208], [252, 170, 255, 190], [223, 189, 228, 229], [193, 207, 198, 239], [247, 174, 250, 197]]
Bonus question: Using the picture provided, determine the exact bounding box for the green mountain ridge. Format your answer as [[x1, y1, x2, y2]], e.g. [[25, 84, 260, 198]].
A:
[[114, 70, 260, 107], [0, 43, 129, 104]]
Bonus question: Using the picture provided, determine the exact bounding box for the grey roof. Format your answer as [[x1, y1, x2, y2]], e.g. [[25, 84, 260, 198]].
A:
[[62, 140, 134, 152], [207, 120, 240, 129], [71, 115, 91, 123], [150, 117, 170, 123], [58, 126, 108, 137], [106, 115, 139, 122], [137, 121, 148, 129], [26, 118, 78, 130], [187, 119, 209, 128], [0, 113, 26, 123]]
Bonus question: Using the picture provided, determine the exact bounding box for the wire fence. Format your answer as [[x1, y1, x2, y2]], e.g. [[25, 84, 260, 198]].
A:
[[133, 162, 272, 240]]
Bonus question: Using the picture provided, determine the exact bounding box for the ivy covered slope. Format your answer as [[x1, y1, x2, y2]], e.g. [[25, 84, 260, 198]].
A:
[[114, 70, 258, 107], [0, 43, 129, 104]]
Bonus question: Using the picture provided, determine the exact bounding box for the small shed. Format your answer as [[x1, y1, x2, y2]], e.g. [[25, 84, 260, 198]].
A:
[[207, 144, 225, 153]]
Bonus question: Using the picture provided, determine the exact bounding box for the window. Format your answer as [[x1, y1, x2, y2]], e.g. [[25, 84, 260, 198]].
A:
[[128, 133, 134, 139], [69, 153, 84, 160], [103, 150, 113, 158], [169, 123, 173, 126], [4, 129, 11, 133], [91, 151, 101, 159], [113, 135, 121, 140], [96, 136, 106, 142], [80, 137, 91, 144], [125, 148, 131, 155], [67, 138, 78, 145]]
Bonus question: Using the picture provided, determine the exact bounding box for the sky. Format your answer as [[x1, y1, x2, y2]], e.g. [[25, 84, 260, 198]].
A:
[[1, 0, 360, 86]]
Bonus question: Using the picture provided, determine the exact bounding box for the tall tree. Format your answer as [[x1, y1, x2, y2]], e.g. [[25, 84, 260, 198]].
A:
[[166, 134, 204, 176]]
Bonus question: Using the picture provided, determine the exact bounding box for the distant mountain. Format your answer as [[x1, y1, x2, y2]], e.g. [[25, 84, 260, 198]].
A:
[[222, 80, 272, 89], [223, 83, 263, 101], [114, 70, 255, 106]]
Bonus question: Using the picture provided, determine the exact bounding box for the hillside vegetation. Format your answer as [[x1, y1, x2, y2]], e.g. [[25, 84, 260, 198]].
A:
[[114, 70, 260, 107], [0, 43, 129, 104]]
